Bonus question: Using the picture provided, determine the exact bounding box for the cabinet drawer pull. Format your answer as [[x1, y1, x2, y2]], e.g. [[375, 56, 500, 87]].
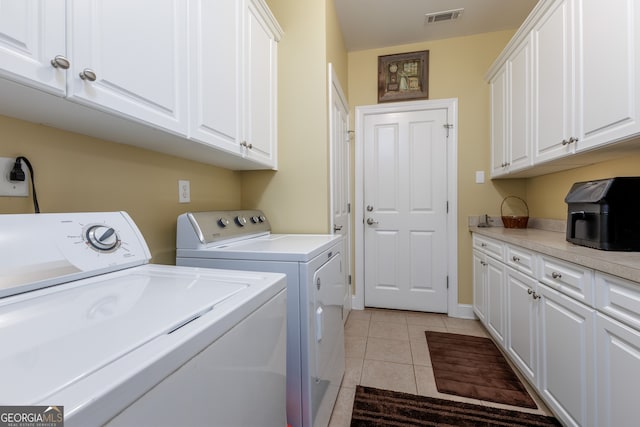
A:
[[527, 288, 533, 295], [551, 272, 562, 279], [532, 292, 541, 300], [51, 55, 70, 70], [512, 256, 520, 262], [480, 243, 487, 247], [79, 68, 97, 81]]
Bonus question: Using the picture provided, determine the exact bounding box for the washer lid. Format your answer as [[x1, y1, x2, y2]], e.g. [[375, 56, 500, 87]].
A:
[[0, 266, 248, 404], [186, 234, 343, 262]]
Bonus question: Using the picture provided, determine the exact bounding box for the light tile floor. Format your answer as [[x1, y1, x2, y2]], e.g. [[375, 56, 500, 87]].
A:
[[328, 308, 554, 427]]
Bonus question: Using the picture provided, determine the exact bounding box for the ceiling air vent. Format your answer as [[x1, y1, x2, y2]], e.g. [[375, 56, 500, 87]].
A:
[[425, 8, 464, 24]]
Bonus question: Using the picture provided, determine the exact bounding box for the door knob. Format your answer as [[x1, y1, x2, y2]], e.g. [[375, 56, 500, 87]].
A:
[[366, 218, 378, 225]]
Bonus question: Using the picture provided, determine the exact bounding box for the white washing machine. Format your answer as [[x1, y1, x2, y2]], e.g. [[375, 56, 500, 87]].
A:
[[176, 210, 345, 427], [0, 211, 287, 427]]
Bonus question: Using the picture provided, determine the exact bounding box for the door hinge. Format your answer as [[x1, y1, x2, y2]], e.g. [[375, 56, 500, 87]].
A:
[[348, 203, 351, 213], [446, 276, 449, 289], [348, 274, 352, 285], [446, 201, 449, 213], [444, 123, 453, 138]]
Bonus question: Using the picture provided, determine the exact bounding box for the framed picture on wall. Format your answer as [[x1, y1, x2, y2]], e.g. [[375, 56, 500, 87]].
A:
[[377, 50, 429, 103]]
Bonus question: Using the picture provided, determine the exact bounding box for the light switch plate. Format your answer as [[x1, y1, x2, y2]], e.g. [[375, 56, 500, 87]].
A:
[[475, 170, 485, 184], [0, 157, 29, 197]]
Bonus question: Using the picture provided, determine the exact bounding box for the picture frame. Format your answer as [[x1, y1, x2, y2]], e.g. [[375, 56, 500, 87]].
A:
[[377, 50, 429, 103]]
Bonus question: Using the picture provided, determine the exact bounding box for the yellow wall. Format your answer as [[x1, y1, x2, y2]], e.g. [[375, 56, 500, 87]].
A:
[[326, 0, 348, 92], [525, 153, 640, 219], [243, 0, 348, 234], [347, 30, 526, 304], [0, 115, 241, 265]]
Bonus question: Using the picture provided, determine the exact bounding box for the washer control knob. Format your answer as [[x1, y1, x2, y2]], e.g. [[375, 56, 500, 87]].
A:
[[250, 216, 260, 223], [218, 218, 230, 228], [258, 215, 267, 223], [235, 216, 247, 226], [85, 225, 120, 252]]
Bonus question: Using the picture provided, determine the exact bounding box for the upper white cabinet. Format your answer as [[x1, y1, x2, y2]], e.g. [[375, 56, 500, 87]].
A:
[[487, 0, 640, 177], [578, 0, 640, 151], [69, 0, 189, 135], [491, 34, 533, 178], [0, 0, 281, 170], [532, 0, 575, 164], [0, 0, 66, 95], [489, 65, 507, 176], [243, 0, 280, 167], [190, 0, 281, 168]]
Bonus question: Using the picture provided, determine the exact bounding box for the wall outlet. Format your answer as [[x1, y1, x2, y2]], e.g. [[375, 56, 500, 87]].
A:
[[178, 180, 190, 203], [0, 157, 29, 197]]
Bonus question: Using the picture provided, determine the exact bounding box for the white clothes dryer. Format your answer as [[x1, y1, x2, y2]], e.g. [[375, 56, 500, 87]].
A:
[[0, 211, 287, 427], [176, 210, 345, 427]]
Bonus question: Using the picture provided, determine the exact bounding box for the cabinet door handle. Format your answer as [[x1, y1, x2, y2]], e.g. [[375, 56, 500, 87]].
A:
[[79, 68, 97, 81], [512, 256, 520, 262], [527, 288, 533, 295], [561, 139, 570, 146], [480, 261, 487, 266], [532, 292, 541, 300], [551, 272, 562, 279], [240, 141, 253, 149], [51, 55, 70, 69], [480, 243, 487, 247]]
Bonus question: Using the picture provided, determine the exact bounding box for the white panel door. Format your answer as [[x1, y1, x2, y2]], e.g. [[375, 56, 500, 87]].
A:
[[68, 0, 188, 135], [0, 0, 66, 95], [363, 108, 448, 312], [329, 64, 351, 321]]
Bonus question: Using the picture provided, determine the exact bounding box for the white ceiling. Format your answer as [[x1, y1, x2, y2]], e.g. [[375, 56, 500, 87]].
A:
[[334, 0, 539, 51]]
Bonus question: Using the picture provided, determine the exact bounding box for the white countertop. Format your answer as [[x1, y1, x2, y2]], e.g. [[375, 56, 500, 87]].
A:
[[470, 225, 640, 284]]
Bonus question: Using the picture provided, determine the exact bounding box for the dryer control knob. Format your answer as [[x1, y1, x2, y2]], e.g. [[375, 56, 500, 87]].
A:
[[235, 216, 247, 226], [85, 225, 120, 252], [258, 215, 267, 223], [250, 216, 260, 224], [218, 218, 230, 228]]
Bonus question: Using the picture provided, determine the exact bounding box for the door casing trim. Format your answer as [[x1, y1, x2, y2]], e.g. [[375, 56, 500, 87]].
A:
[[353, 98, 459, 317]]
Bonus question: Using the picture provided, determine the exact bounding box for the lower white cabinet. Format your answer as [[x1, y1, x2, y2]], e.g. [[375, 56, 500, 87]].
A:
[[472, 235, 506, 345], [595, 313, 640, 427], [486, 256, 506, 346], [505, 266, 538, 385], [472, 250, 487, 322], [537, 283, 596, 427], [472, 232, 619, 427]]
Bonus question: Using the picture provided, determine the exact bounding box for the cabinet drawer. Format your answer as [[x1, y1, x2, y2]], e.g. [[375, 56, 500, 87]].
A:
[[539, 255, 594, 305], [506, 244, 536, 276], [596, 272, 640, 330], [472, 234, 504, 261]]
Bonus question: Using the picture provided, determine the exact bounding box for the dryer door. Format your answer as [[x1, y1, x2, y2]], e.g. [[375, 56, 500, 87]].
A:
[[310, 252, 345, 427]]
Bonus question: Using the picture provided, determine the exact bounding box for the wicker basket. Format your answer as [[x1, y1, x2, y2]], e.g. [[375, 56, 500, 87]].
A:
[[501, 196, 529, 229]]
